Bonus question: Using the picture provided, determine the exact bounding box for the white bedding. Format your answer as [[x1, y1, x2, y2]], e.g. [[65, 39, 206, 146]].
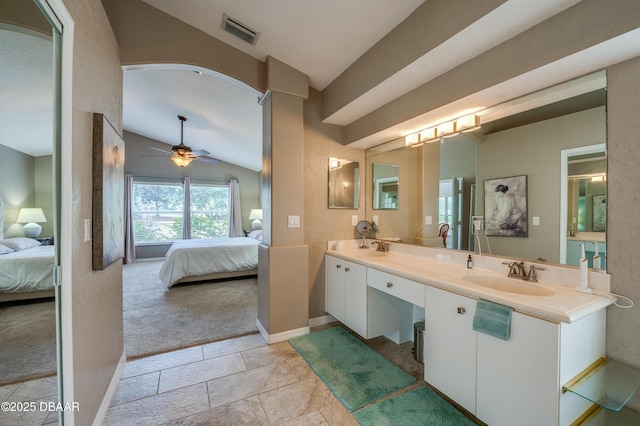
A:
[[0, 245, 55, 293], [159, 237, 259, 287]]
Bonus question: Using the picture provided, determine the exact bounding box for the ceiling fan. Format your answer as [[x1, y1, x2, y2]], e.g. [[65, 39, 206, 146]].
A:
[[149, 115, 220, 167]]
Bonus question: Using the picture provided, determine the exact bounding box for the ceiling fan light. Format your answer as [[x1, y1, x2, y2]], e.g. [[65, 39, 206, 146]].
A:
[[171, 154, 193, 167]]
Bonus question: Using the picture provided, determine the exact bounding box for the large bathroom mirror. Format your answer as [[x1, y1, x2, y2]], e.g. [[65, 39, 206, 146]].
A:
[[365, 71, 607, 270], [0, 0, 62, 397], [328, 157, 360, 209]]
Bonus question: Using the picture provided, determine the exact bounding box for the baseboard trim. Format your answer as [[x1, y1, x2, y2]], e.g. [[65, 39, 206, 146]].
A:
[[256, 319, 310, 344], [308, 315, 336, 328], [92, 351, 127, 426]]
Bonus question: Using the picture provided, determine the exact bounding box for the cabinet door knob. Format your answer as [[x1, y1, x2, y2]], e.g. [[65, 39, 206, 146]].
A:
[[336, 264, 341, 269], [386, 282, 393, 288], [457, 307, 466, 314], [345, 267, 350, 272]]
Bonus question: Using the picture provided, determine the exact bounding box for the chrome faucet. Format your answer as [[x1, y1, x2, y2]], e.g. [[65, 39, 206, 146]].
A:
[[371, 240, 390, 253], [502, 261, 546, 282]]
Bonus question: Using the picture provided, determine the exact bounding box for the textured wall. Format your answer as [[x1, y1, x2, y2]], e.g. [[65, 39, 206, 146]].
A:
[[62, 0, 124, 423], [303, 88, 365, 318], [606, 56, 640, 412]]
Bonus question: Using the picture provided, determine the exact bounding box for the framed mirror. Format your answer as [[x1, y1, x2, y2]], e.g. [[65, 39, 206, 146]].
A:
[[365, 71, 607, 270], [372, 163, 399, 210], [328, 157, 360, 209]]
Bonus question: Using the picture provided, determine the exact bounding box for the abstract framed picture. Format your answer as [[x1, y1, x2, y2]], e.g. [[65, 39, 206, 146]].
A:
[[92, 113, 125, 270], [484, 175, 528, 237]]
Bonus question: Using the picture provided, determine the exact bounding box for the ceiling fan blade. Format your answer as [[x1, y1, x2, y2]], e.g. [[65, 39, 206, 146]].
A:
[[190, 149, 210, 157], [194, 156, 220, 164], [149, 146, 172, 154]]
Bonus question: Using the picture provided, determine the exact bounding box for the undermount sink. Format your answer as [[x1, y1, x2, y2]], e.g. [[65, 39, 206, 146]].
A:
[[462, 275, 555, 297], [361, 250, 387, 258]]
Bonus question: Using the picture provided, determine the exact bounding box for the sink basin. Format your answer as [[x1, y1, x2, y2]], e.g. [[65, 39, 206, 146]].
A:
[[462, 275, 555, 297], [361, 250, 387, 258]]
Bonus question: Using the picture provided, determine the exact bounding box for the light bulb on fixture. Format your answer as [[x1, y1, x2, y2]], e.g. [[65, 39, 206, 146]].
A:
[[456, 114, 481, 132], [171, 154, 193, 167], [405, 133, 420, 146]]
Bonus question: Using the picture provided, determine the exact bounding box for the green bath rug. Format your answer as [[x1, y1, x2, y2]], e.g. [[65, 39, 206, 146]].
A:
[[289, 327, 416, 411], [354, 386, 475, 426]]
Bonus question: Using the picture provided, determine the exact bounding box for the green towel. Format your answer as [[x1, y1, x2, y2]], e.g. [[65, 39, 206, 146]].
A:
[[472, 299, 513, 340]]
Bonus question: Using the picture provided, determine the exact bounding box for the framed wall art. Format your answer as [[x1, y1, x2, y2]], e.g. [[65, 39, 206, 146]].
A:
[[484, 175, 528, 237], [92, 113, 125, 270]]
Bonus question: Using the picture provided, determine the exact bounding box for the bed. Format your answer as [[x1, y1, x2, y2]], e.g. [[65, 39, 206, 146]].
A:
[[159, 232, 261, 288], [0, 200, 56, 302]]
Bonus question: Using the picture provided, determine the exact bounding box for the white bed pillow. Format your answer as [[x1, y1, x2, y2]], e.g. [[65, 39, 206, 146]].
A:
[[0, 244, 14, 255], [247, 230, 263, 241], [0, 237, 41, 251]]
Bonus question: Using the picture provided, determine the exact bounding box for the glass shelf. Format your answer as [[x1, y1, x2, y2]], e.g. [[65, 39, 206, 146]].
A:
[[563, 358, 640, 412]]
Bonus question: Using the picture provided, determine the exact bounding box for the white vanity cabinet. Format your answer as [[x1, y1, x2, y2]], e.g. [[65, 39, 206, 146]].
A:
[[424, 286, 477, 414], [425, 285, 605, 426], [325, 255, 367, 337]]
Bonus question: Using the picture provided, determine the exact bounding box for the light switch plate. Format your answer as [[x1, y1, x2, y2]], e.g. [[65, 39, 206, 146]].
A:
[[533, 216, 540, 226], [425, 215, 432, 225], [352, 215, 358, 226], [288, 215, 300, 228], [373, 215, 379, 224], [84, 218, 91, 242]]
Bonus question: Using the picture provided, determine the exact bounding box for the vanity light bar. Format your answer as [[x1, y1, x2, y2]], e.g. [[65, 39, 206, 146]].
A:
[[405, 114, 480, 146]]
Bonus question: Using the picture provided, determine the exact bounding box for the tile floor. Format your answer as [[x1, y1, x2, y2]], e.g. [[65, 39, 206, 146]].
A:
[[104, 324, 432, 425], [0, 324, 478, 425]]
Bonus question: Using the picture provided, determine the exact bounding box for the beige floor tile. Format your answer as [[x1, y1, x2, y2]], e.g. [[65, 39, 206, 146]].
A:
[[0, 382, 20, 401], [282, 409, 329, 425], [122, 346, 203, 379], [7, 376, 58, 401], [103, 382, 209, 426], [319, 401, 359, 426], [286, 357, 316, 379], [259, 376, 337, 424], [110, 371, 160, 406], [158, 353, 246, 393], [201, 333, 266, 360], [207, 362, 298, 408], [165, 395, 269, 426], [0, 393, 58, 426], [241, 341, 300, 369]]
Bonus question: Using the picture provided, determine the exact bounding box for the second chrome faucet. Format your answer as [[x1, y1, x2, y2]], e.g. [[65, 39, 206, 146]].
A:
[[503, 260, 545, 282]]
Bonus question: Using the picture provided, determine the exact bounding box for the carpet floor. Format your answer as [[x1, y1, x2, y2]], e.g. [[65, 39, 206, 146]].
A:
[[0, 259, 258, 385], [122, 260, 258, 359]]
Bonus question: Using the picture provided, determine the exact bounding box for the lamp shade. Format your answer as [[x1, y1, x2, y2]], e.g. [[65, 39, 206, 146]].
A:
[[17, 208, 47, 223], [171, 154, 193, 167], [249, 209, 263, 230], [17, 208, 47, 238], [248, 209, 263, 220]]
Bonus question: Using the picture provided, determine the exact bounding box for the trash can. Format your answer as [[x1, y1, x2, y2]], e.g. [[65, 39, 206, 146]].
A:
[[413, 321, 425, 364]]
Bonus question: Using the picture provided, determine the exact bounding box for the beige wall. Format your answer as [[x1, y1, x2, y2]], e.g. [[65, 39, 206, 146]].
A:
[[0, 145, 35, 237], [606, 56, 640, 410], [63, 0, 124, 423], [303, 88, 365, 318]]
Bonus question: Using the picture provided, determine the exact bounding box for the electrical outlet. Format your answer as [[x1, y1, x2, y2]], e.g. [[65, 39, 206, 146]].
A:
[[425, 216, 432, 225], [372, 215, 379, 224], [352, 215, 358, 226], [532, 216, 540, 226], [472, 216, 484, 234]]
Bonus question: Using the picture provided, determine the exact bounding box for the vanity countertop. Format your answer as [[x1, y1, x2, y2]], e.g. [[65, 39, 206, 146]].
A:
[[326, 247, 613, 324]]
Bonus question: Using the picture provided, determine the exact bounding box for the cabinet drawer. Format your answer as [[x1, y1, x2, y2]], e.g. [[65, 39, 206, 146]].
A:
[[367, 268, 425, 307]]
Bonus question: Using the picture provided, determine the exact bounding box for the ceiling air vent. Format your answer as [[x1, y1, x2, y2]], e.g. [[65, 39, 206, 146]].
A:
[[222, 14, 259, 45]]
